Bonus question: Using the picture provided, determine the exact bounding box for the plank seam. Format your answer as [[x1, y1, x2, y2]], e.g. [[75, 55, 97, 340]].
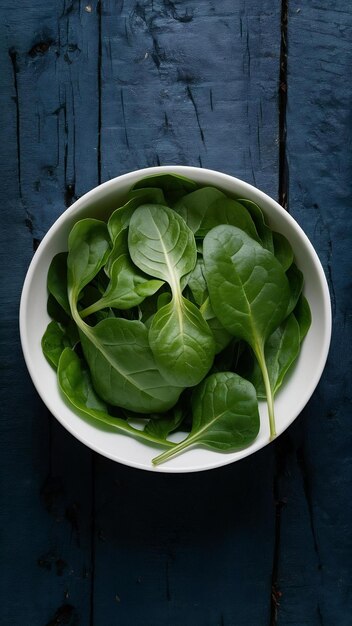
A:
[[278, 0, 288, 211]]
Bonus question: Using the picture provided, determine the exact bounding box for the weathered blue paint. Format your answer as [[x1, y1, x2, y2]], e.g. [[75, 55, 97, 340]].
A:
[[276, 2, 352, 625], [0, 0, 351, 625], [0, 2, 98, 624]]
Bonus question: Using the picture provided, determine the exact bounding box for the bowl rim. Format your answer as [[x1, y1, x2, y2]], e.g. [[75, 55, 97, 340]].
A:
[[19, 165, 332, 472]]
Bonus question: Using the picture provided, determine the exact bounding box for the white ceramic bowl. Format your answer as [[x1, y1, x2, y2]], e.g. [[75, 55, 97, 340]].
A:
[[20, 166, 331, 472]]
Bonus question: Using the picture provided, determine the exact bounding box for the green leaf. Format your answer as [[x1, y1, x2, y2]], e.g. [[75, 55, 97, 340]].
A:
[[129, 204, 215, 386], [128, 204, 197, 283], [273, 231, 294, 271], [187, 257, 208, 306], [149, 297, 216, 386], [105, 229, 129, 277], [203, 224, 291, 438], [47, 252, 70, 316], [42, 321, 70, 369], [58, 348, 175, 448], [80, 254, 164, 318], [152, 372, 260, 465], [67, 218, 111, 312], [286, 263, 304, 316], [173, 187, 226, 233], [196, 197, 261, 241], [144, 407, 184, 440], [250, 313, 301, 398], [127, 186, 166, 205], [236, 198, 274, 252], [108, 188, 166, 242], [131, 173, 198, 204], [200, 297, 232, 354], [294, 294, 312, 342], [79, 318, 182, 413]]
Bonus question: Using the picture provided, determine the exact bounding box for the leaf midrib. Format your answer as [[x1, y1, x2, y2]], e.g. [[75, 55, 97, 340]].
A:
[[71, 290, 165, 399], [153, 220, 184, 334]]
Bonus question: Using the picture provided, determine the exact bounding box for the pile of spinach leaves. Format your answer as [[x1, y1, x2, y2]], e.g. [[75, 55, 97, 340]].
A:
[[42, 173, 311, 465]]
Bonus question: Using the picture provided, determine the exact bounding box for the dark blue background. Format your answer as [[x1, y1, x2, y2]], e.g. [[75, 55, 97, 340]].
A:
[[1, 1, 351, 624]]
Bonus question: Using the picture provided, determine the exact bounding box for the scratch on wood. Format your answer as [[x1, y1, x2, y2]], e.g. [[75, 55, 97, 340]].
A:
[[209, 88, 213, 111], [248, 145, 256, 186], [246, 28, 251, 77], [163, 0, 193, 23], [151, 35, 162, 69], [186, 86, 205, 144], [8, 48, 22, 201], [296, 445, 323, 571], [120, 89, 130, 149], [124, 16, 130, 46], [28, 40, 53, 58]]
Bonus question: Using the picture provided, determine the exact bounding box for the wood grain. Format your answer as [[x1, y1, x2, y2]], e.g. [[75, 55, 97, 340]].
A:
[[274, 2, 352, 624], [1, 0, 351, 625], [0, 2, 99, 623]]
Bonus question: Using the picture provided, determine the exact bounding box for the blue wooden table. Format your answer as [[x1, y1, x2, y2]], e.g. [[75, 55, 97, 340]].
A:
[[1, 2, 351, 624]]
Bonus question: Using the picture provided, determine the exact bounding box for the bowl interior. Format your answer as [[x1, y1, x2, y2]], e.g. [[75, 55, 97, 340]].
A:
[[20, 166, 331, 472]]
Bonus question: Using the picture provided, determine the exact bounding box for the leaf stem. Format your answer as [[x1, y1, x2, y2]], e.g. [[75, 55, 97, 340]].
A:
[[152, 434, 195, 465], [255, 346, 276, 440], [80, 299, 106, 319]]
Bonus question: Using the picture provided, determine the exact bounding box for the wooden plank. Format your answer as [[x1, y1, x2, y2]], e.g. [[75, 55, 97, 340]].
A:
[[93, 2, 282, 624], [100, 0, 281, 196], [274, 2, 352, 624], [0, 2, 100, 623]]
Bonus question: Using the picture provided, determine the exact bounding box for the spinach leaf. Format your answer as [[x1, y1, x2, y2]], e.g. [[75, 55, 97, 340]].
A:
[[128, 204, 215, 387], [273, 231, 294, 271], [42, 321, 70, 369], [203, 224, 290, 438], [286, 263, 304, 316], [173, 187, 226, 233], [144, 407, 184, 440], [66, 218, 181, 413], [105, 229, 129, 276], [197, 197, 260, 241], [187, 257, 208, 306], [47, 293, 70, 325], [236, 198, 274, 252], [47, 252, 71, 316], [127, 186, 166, 205], [42, 317, 79, 368], [131, 173, 198, 204], [294, 294, 312, 342], [152, 372, 260, 465], [58, 348, 175, 448], [79, 318, 183, 413], [108, 187, 166, 242], [249, 313, 301, 399], [200, 297, 233, 354], [67, 218, 111, 313], [80, 254, 163, 318]]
